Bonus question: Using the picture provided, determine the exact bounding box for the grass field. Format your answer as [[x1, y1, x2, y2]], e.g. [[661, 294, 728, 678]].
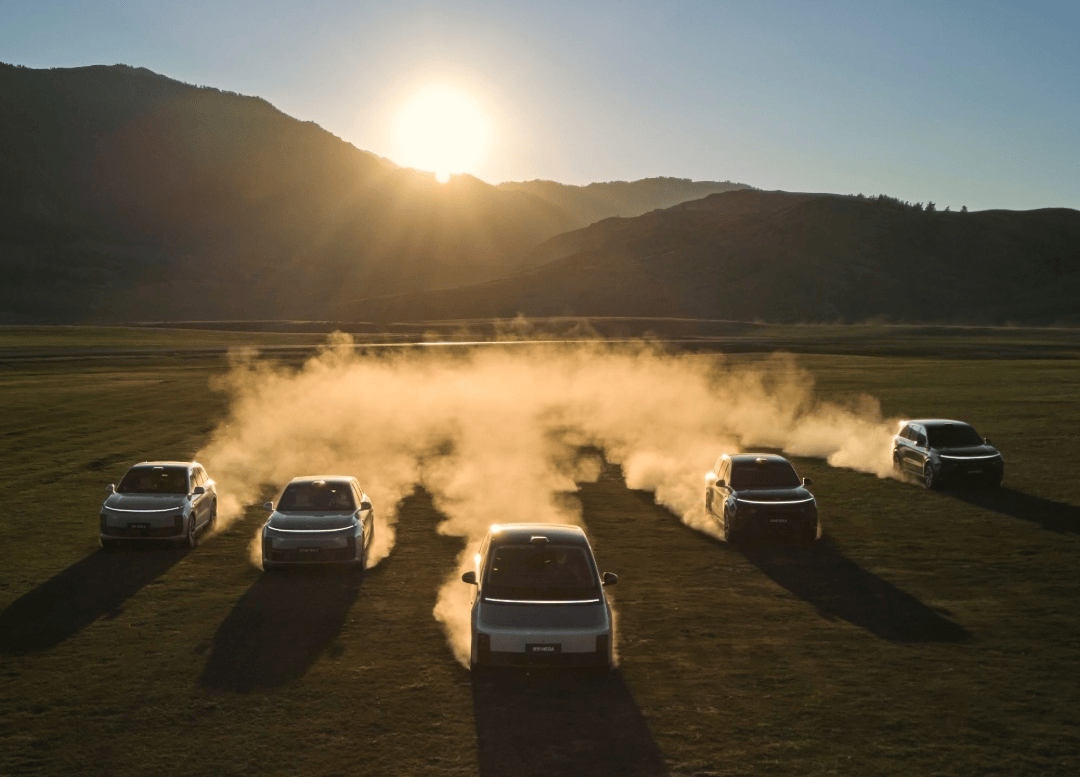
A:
[[1, 329, 1078, 776]]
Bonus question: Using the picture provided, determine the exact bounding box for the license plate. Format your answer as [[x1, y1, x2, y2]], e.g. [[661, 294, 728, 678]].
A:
[[526, 643, 561, 654], [298, 547, 320, 555], [968, 468, 983, 475], [128, 523, 150, 530], [769, 518, 789, 523]]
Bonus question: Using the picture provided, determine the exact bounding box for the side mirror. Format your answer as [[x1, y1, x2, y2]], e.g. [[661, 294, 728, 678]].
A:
[[105, 484, 116, 494], [984, 437, 992, 445], [461, 571, 477, 585], [715, 478, 726, 488], [602, 572, 618, 586], [802, 477, 813, 487], [360, 500, 373, 512], [263, 501, 274, 512], [192, 486, 206, 496]]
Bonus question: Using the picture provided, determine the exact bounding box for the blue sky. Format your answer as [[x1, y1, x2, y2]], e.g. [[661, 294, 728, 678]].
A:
[[3, 0, 1078, 210]]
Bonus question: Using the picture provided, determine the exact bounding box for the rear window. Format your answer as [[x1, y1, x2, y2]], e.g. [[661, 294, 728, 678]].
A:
[[118, 466, 189, 495], [483, 544, 600, 602], [730, 461, 801, 489], [277, 481, 356, 512]]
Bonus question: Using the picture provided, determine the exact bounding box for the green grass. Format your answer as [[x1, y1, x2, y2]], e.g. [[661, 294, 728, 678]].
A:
[[1, 333, 1078, 776]]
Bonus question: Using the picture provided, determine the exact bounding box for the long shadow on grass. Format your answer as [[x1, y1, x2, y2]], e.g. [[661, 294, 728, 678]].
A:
[[0, 544, 187, 654], [944, 486, 1080, 535], [472, 669, 668, 777], [201, 566, 365, 692], [739, 537, 971, 643]]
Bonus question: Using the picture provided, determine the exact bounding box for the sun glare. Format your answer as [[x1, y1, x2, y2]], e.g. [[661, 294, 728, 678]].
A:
[[396, 85, 490, 183]]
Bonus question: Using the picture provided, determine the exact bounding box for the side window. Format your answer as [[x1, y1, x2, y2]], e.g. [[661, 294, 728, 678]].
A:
[[719, 461, 730, 483], [915, 428, 928, 447], [900, 424, 913, 441], [194, 468, 205, 487]]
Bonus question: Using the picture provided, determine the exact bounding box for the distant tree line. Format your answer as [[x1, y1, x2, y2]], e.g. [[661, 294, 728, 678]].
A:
[[851, 192, 967, 213]]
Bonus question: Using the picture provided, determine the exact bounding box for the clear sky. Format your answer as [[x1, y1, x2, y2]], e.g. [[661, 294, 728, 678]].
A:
[[3, 0, 1078, 211]]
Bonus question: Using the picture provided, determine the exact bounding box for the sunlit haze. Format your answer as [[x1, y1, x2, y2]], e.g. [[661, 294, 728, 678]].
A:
[[396, 85, 491, 182], [3, 0, 1079, 209]]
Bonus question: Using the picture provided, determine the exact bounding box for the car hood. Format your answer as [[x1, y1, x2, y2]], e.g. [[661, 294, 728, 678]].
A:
[[477, 599, 609, 629], [937, 444, 1000, 458], [733, 486, 814, 502], [267, 511, 357, 531], [103, 493, 188, 512]]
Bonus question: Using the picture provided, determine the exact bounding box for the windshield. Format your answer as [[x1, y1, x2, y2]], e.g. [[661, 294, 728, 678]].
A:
[[117, 466, 189, 495], [730, 461, 802, 489], [277, 481, 355, 512], [927, 424, 984, 448], [483, 544, 600, 602]]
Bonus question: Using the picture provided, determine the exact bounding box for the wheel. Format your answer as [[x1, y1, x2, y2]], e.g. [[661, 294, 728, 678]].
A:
[[923, 462, 938, 490], [184, 515, 198, 548], [892, 452, 903, 474], [721, 506, 736, 543], [207, 501, 217, 531], [705, 491, 713, 515]]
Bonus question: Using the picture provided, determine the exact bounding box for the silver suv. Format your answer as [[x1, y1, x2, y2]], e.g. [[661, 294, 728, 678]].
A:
[[100, 461, 217, 548], [893, 419, 1004, 488], [461, 524, 617, 669]]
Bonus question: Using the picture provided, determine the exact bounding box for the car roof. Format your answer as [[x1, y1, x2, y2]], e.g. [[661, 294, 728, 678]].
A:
[[902, 419, 974, 428], [285, 475, 358, 485], [487, 523, 590, 546], [726, 453, 793, 466], [130, 461, 195, 469]]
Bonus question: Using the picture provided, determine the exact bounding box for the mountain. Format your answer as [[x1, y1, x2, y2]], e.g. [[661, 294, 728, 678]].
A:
[[496, 177, 751, 229], [358, 189, 1080, 325], [0, 63, 577, 322]]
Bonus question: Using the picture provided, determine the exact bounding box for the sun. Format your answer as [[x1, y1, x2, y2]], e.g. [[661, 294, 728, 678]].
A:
[[396, 85, 490, 183]]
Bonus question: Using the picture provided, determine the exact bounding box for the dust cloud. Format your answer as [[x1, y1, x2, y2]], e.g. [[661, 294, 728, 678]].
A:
[[196, 335, 898, 665]]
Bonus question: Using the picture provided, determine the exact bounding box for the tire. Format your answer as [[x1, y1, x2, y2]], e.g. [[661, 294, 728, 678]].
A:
[[207, 501, 217, 531], [184, 515, 198, 548], [892, 452, 903, 475], [923, 462, 938, 490], [722, 506, 736, 543]]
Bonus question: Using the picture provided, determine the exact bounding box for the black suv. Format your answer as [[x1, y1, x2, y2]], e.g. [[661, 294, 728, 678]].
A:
[[893, 419, 1004, 488], [705, 453, 819, 543]]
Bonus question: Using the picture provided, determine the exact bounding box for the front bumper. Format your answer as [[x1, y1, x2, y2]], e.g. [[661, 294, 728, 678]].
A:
[[100, 512, 186, 541], [262, 532, 362, 567], [729, 504, 819, 543], [937, 456, 1003, 484]]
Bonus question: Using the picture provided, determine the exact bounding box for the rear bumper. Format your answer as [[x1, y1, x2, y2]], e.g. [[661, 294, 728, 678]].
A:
[[479, 649, 611, 668]]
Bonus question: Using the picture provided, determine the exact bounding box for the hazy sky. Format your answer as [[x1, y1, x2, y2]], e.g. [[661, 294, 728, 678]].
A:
[[4, 0, 1078, 210]]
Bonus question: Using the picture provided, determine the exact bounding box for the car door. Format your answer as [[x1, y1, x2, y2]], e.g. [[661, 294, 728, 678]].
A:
[[352, 482, 371, 547], [909, 427, 931, 473], [191, 467, 208, 527]]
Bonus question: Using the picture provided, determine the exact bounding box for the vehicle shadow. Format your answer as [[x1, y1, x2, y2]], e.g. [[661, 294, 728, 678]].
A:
[[472, 668, 669, 777], [201, 566, 365, 692], [0, 543, 187, 654], [738, 537, 971, 643], [945, 486, 1080, 535]]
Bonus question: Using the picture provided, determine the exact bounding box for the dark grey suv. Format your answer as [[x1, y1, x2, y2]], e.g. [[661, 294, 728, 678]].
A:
[[892, 419, 1004, 488], [705, 453, 819, 544]]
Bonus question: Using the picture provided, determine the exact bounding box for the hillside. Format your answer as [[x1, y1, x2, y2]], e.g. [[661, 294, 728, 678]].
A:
[[496, 177, 751, 229], [0, 63, 576, 322], [358, 190, 1080, 325]]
